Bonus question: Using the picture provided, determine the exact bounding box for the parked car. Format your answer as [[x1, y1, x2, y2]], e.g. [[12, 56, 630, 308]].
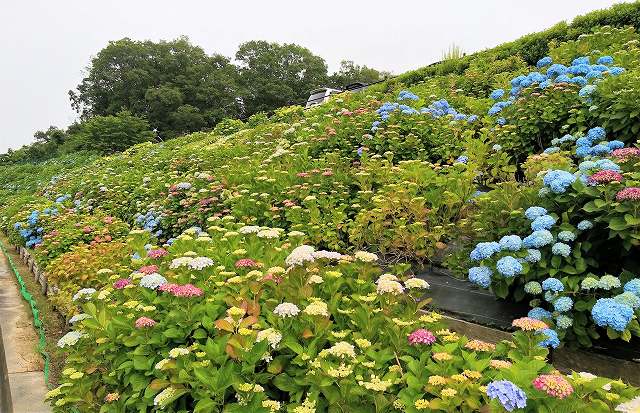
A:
[[343, 82, 369, 93], [305, 87, 342, 109]]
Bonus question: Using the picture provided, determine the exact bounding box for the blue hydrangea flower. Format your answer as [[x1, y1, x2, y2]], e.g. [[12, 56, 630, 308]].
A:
[[590, 144, 612, 156], [525, 206, 548, 220], [528, 307, 552, 320], [624, 279, 640, 297], [486, 381, 527, 412], [546, 64, 567, 78], [455, 155, 468, 164], [553, 296, 573, 312], [542, 278, 564, 293], [570, 76, 587, 86], [523, 230, 554, 248], [557, 231, 576, 242], [543, 146, 560, 154], [490, 89, 505, 100], [597, 56, 614, 65], [496, 256, 523, 278], [594, 159, 620, 172], [470, 242, 501, 261], [607, 140, 624, 150], [537, 56, 553, 68], [537, 328, 560, 348], [543, 170, 576, 194], [469, 266, 492, 288], [531, 214, 557, 231], [609, 67, 625, 75], [556, 74, 572, 83], [587, 127, 606, 141], [591, 298, 633, 332], [585, 71, 602, 79], [499, 235, 522, 252], [525, 249, 542, 263], [579, 84, 597, 98], [497, 117, 507, 125], [575, 146, 591, 158], [572, 56, 590, 66], [577, 220, 593, 231], [551, 242, 571, 257], [398, 90, 419, 101]]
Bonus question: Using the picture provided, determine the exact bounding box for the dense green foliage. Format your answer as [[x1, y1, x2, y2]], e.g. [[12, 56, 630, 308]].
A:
[[2, 3, 640, 411]]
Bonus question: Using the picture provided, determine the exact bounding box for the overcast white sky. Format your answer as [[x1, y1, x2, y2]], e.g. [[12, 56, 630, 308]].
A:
[[0, 0, 629, 153]]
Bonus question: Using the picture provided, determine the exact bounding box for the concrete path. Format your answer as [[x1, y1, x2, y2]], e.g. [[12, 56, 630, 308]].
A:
[[0, 253, 50, 413]]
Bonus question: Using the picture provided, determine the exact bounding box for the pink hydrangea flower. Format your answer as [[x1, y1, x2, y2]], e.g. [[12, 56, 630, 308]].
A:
[[173, 284, 203, 298], [407, 329, 436, 345], [158, 283, 180, 294], [235, 258, 258, 268], [588, 170, 623, 185], [533, 374, 574, 399], [147, 249, 168, 259], [135, 317, 157, 328], [616, 187, 640, 201], [612, 147, 640, 162], [139, 264, 159, 274], [112, 278, 132, 289]]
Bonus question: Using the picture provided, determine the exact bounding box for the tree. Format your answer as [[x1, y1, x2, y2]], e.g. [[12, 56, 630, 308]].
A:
[[328, 60, 389, 89], [69, 37, 242, 138], [235, 40, 328, 116], [33, 126, 67, 146], [66, 111, 154, 154]]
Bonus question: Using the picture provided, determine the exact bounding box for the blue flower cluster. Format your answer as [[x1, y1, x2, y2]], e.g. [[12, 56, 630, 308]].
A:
[[551, 242, 571, 257], [499, 235, 522, 251], [577, 220, 593, 231], [470, 241, 501, 261], [524, 206, 547, 220], [624, 279, 640, 296], [531, 214, 557, 231], [525, 249, 542, 263], [553, 296, 573, 312], [574, 126, 626, 158], [14, 208, 58, 248], [528, 307, 552, 320], [420, 99, 476, 122], [469, 266, 492, 288], [537, 328, 560, 348], [543, 170, 576, 194], [397, 90, 419, 101], [591, 298, 634, 332], [134, 209, 163, 237], [486, 56, 625, 123], [496, 256, 522, 277], [486, 380, 527, 412], [542, 277, 564, 293], [523, 230, 554, 248]]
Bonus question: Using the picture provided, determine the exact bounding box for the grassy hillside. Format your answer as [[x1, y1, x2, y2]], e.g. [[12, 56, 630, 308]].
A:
[[2, 3, 640, 411]]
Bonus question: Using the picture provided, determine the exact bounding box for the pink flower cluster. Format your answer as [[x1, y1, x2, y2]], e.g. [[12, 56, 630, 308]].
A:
[[588, 170, 623, 185], [159, 283, 203, 298], [616, 187, 640, 201], [135, 316, 157, 328], [612, 147, 640, 162], [235, 258, 258, 268], [532, 374, 574, 399], [407, 329, 436, 345], [138, 264, 159, 274], [147, 249, 168, 259], [112, 278, 132, 289]]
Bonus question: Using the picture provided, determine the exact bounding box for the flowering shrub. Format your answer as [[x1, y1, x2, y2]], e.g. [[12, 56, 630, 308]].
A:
[[46, 223, 639, 411]]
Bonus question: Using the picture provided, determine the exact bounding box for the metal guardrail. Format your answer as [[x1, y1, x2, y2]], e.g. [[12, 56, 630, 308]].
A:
[[0, 322, 13, 413]]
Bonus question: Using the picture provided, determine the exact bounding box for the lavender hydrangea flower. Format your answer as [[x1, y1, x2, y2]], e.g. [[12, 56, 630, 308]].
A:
[[486, 380, 527, 411]]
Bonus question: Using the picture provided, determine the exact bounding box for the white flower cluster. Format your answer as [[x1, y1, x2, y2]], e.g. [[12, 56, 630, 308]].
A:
[[324, 341, 357, 359], [256, 328, 283, 349], [188, 256, 214, 270], [169, 256, 194, 269], [257, 228, 281, 239], [376, 274, 404, 295], [238, 225, 261, 234], [168, 347, 190, 358], [139, 273, 167, 289], [354, 251, 378, 262], [57, 331, 85, 348], [404, 278, 430, 289], [285, 245, 316, 267], [68, 313, 92, 324], [303, 301, 329, 317], [72, 288, 96, 301], [312, 250, 345, 261], [273, 302, 300, 317]]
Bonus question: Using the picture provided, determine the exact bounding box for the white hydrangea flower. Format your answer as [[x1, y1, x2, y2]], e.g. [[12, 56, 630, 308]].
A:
[[139, 273, 167, 289], [169, 257, 194, 269], [376, 279, 404, 295], [354, 251, 378, 262], [72, 288, 96, 301], [188, 257, 214, 270], [69, 313, 91, 324], [303, 301, 329, 317], [312, 250, 345, 261], [238, 225, 261, 234], [257, 228, 280, 239], [273, 302, 300, 317], [256, 328, 282, 349], [285, 245, 316, 267], [57, 331, 85, 348], [404, 278, 430, 289], [168, 347, 190, 358]]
